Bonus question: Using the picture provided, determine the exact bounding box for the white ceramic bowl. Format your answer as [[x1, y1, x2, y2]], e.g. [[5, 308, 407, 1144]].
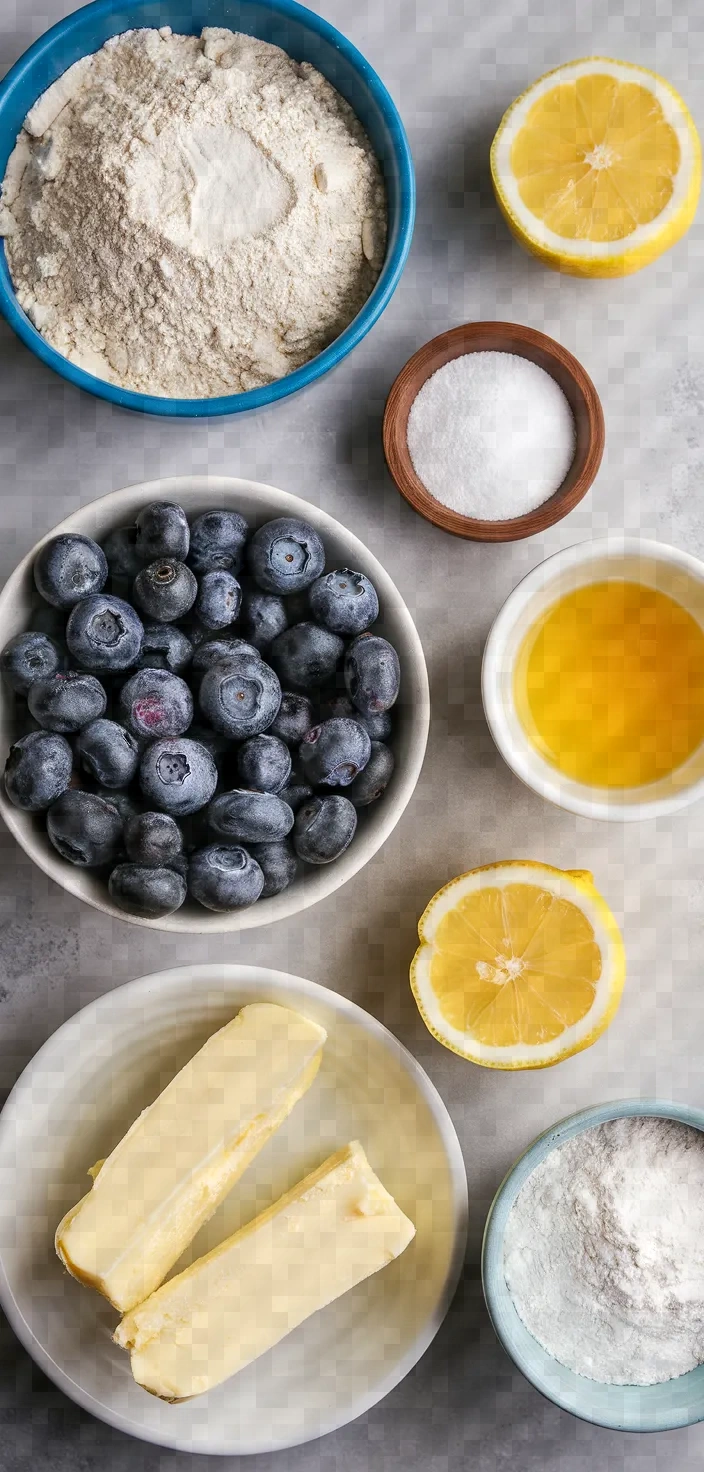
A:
[[0, 476, 429, 929], [0, 964, 468, 1455], [482, 536, 704, 821]]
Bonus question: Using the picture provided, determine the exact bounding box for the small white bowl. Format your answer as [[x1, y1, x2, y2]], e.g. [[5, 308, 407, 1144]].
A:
[[482, 536, 704, 821], [0, 476, 430, 930]]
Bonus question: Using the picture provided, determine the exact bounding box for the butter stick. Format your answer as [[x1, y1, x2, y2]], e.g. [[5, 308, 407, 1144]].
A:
[[115, 1140, 415, 1401], [56, 1004, 326, 1313]]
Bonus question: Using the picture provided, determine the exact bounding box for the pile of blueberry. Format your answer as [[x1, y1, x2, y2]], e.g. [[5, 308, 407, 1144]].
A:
[[1, 503, 401, 919]]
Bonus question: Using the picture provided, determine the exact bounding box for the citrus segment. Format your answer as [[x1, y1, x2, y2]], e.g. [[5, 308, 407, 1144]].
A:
[[491, 58, 701, 275], [410, 861, 625, 1069]]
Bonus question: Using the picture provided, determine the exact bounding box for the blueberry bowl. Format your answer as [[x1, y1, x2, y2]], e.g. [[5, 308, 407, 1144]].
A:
[[482, 1099, 704, 1433], [0, 0, 415, 417], [0, 476, 430, 931]]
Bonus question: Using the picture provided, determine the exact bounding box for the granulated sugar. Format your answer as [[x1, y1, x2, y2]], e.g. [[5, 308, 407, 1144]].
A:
[[504, 1115, 704, 1386], [406, 351, 576, 520], [0, 27, 386, 398]]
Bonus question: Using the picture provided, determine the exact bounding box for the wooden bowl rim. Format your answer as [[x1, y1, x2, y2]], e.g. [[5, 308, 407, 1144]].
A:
[[382, 321, 605, 543]]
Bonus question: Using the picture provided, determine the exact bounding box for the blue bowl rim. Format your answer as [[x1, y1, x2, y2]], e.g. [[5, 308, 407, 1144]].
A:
[[481, 1097, 704, 1433], [0, 0, 415, 418]]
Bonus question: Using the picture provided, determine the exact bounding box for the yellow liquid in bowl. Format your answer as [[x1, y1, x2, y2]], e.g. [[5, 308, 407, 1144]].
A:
[[514, 580, 704, 788]]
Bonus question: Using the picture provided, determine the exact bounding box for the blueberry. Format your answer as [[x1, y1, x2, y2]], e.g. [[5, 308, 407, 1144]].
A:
[[345, 634, 400, 715], [293, 795, 357, 865], [133, 560, 197, 623], [268, 691, 315, 746], [322, 692, 392, 742], [28, 671, 106, 733], [188, 510, 248, 574], [199, 655, 281, 739], [247, 517, 325, 595], [124, 810, 184, 868], [139, 737, 218, 817], [270, 623, 344, 690], [208, 789, 294, 843], [138, 624, 193, 675], [278, 782, 314, 813], [47, 789, 123, 867], [309, 568, 379, 636], [101, 526, 142, 587], [194, 570, 242, 630], [66, 594, 144, 672], [188, 844, 264, 911], [248, 840, 298, 898], [242, 588, 288, 652], [298, 718, 371, 787], [192, 638, 261, 679], [75, 718, 140, 788], [346, 741, 395, 807], [135, 502, 190, 563], [34, 534, 108, 610], [0, 631, 64, 694], [109, 863, 187, 918], [118, 668, 193, 741], [237, 734, 292, 793], [4, 730, 73, 811]]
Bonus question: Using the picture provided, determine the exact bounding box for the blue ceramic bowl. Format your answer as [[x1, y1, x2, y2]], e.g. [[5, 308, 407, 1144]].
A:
[[0, 0, 415, 417], [482, 1099, 704, 1432]]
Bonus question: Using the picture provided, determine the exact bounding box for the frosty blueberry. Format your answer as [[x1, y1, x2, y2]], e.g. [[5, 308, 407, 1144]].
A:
[[75, 718, 140, 788], [4, 730, 73, 812], [66, 594, 144, 672], [34, 534, 108, 610]]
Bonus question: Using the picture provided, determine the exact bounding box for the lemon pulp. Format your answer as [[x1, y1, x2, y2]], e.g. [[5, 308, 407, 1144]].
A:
[[515, 580, 704, 788], [511, 73, 680, 242], [430, 882, 601, 1047]]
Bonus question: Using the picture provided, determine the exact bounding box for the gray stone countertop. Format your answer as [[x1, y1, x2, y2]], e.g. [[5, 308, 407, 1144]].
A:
[[1, 0, 704, 1467]]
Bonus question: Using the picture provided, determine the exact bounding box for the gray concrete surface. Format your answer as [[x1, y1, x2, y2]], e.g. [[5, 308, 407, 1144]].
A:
[[1, 0, 704, 1466]]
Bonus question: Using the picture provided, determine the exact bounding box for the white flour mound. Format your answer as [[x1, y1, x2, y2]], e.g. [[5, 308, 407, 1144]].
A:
[[0, 26, 386, 397], [504, 1116, 704, 1386]]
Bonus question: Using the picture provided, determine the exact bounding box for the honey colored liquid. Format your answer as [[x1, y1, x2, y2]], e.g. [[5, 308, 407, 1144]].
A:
[[514, 580, 704, 788]]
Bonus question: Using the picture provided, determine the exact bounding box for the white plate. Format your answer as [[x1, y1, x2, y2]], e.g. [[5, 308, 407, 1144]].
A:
[[0, 965, 467, 1455]]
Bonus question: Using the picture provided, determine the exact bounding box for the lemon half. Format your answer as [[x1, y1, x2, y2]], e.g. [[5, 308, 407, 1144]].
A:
[[490, 57, 701, 277], [410, 861, 625, 1069]]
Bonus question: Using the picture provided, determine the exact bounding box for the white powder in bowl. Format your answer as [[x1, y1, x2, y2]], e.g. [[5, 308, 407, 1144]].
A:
[[0, 27, 386, 398], [406, 351, 576, 520], [504, 1116, 704, 1386]]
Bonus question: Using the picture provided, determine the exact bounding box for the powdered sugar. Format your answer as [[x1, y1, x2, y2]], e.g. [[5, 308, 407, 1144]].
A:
[[1, 27, 386, 397], [406, 351, 575, 520], [504, 1116, 704, 1386]]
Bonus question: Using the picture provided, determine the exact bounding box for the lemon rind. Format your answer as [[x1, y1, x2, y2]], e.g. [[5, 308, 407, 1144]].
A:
[[490, 56, 702, 277], [410, 861, 626, 1070]]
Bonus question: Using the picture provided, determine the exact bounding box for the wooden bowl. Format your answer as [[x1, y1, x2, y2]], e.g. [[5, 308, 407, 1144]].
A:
[[382, 322, 605, 543]]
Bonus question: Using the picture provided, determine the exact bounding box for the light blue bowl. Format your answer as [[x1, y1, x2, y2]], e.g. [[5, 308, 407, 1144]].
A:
[[0, 0, 415, 417], [482, 1099, 704, 1432]]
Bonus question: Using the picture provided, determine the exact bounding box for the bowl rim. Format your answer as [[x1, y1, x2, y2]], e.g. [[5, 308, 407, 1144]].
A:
[[0, 961, 470, 1454], [481, 534, 704, 821], [481, 1097, 704, 1433], [382, 321, 605, 542], [0, 0, 416, 418], [0, 475, 430, 932]]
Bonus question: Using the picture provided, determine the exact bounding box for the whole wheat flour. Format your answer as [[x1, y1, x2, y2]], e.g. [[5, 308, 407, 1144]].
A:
[[504, 1116, 704, 1386], [0, 26, 387, 397]]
